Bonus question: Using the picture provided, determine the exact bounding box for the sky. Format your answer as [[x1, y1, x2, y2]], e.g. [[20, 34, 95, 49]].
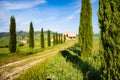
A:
[[0, 0, 99, 34]]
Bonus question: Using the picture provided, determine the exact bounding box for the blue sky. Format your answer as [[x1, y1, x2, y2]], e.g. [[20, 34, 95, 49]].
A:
[[0, 0, 99, 34]]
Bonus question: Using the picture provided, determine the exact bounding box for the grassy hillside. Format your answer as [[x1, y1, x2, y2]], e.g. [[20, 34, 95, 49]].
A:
[[0, 33, 101, 80], [15, 51, 83, 80], [0, 31, 60, 66], [15, 41, 101, 80]]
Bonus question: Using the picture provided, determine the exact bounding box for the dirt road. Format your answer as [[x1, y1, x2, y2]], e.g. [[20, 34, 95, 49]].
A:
[[0, 41, 75, 80]]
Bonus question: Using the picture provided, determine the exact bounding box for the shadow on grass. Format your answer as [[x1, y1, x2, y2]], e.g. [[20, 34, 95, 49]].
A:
[[60, 44, 100, 80]]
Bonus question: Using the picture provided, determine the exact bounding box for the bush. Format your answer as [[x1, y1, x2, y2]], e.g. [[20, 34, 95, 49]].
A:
[[18, 43, 24, 46], [0, 45, 9, 48]]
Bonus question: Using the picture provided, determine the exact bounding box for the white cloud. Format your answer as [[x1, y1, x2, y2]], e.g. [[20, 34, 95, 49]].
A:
[[1, 0, 46, 10], [63, 9, 80, 22], [0, 0, 46, 32]]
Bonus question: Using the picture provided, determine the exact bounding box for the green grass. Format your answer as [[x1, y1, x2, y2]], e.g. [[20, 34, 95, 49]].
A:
[[15, 40, 101, 80], [15, 53, 83, 80], [0, 42, 53, 66], [0, 37, 9, 46], [0, 34, 101, 80], [0, 32, 55, 63], [0, 40, 76, 66]]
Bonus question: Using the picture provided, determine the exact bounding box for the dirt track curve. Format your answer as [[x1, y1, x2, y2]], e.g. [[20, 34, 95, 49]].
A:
[[0, 41, 75, 80]]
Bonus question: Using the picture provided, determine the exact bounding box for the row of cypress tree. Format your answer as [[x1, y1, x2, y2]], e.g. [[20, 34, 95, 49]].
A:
[[9, 18, 66, 53], [79, 0, 119, 80], [53, 32, 64, 45]]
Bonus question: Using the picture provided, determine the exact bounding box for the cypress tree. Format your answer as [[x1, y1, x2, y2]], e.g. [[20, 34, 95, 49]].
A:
[[29, 22, 34, 48], [9, 16, 17, 53], [58, 34, 61, 44], [48, 30, 51, 47], [41, 28, 44, 48], [55, 32, 58, 45], [78, 0, 93, 56], [53, 33, 56, 45], [60, 34, 63, 44], [64, 35, 66, 43], [98, 0, 120, 80]]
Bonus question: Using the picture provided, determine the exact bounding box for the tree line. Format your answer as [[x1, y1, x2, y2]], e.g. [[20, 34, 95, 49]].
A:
[[79, 0, 119, 80], [9, 17, 66, 53]]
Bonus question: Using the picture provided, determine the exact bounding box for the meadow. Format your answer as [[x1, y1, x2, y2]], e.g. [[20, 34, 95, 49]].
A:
[[0, 31, 55, 66], [0, 32, 101, 80], [14, 35, 101, 80]]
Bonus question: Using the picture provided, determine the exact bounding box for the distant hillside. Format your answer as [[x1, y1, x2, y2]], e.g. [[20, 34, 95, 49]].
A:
[[0, 31, 56, 38], [0, 31, 55, 46], [0, 32, 9, 37]]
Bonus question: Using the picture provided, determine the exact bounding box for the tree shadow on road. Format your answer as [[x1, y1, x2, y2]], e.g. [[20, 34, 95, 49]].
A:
[[60, 44, 100, 80]]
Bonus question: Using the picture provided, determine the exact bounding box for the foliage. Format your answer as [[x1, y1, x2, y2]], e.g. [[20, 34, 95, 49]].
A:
[[60, 34, 63, 44], [55, 32, 58, 45], [29, 22, 34, 48], [64, 35, 66, 43], [78, 0, 93, 56], [53, 33, 56, 45], [15, 53, 83, 80], [9, 16, 17, 53], [61, 43, 101, 80], [47, 30, 51, 47], [58, 34, 60, 44], [41, 28, 44, 48], [15, 42, 101, 80], [98, 0, 120, 80]]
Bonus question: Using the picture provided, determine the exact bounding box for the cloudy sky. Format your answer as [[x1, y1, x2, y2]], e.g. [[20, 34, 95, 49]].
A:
[[0, 0, 99, 34]]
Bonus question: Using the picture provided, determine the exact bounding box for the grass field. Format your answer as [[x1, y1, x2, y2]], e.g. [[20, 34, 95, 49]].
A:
[[0, 32, 56, 66], [0, 39, 76, 66], [15, 36, 101, 80], [0, 39, 76, 80], [15, 35, 101, 80], [0, 34, 101, 80]]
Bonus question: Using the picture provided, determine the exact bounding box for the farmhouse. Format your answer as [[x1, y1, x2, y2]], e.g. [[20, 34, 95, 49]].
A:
[[19, 39, 28, 44], [63, 32, 76, 40]]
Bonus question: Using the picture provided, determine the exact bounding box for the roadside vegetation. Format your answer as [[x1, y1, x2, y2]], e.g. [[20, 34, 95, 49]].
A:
[[15, 36, 100, 80], [0, 31, 66, 66]]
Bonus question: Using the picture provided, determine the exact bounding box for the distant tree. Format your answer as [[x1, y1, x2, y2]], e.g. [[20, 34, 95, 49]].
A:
[[47, 30, 51, 47], [78, 0, 93, 56], [58, 34, 61, 44], [53, 33, 56, 45], [55, 32, 58, 45], [29, 22, 34, 48], [98, 0, 120, 80], [41, 28, 44, 48], [64, 35, 66, 43], [60, 34, 63, 44], [9, 16, 17, 53]]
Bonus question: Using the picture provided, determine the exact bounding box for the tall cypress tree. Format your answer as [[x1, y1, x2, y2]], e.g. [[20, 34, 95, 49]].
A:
[[53, 33, 56, 45], [55, 32, 58, 45], [64, 35, 66, 43], [41, 28, 44, 48], [29, 22, 34, 48], [48, 30, 51, 47], [58, 34, 61, 44], [98, 0, 120, 80], [60, 34, 63, 44], [78, 0, 93, 56], [9, 16, 17, 53]]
